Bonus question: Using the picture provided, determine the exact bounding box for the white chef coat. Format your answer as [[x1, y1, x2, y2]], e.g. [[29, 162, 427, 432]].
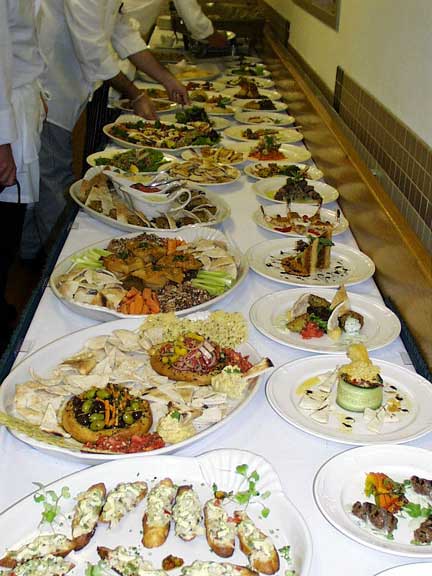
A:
[[40, 0, 148, 132], [124, 0, 214, 40], [0, 0, 45, 204]]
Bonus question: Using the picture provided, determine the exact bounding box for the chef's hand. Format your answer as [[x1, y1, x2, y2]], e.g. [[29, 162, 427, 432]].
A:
[[206, 30, 229, 49], [164, 78, 189, 106], [0, 144, 16, 188], [132, 92, 158, 120]]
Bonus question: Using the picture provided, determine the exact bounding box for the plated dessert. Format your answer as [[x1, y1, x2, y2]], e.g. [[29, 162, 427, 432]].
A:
[[1, 313, 271, 458]]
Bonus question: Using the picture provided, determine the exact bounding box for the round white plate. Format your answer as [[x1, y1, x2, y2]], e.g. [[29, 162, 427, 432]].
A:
[[252, 176, 338, 203], [314, 445, 432, 555], [0, 449, 312, 575], [168, 62, 221, 81], [86, 148, 178, 172], [181, 147, 247, 166], [375, 564, 432, 575], [191, 101, 236, 116], [267, 359, 432, 445], [253, 204, 349, 237], [222, 87, 282, 101], [183, 79, 225, 91], [165, 162, 242, 187], [232, 99, 288, 112], [250, 288, 401, 353], [50, 227, 247, 322], [158, 113, 231, 131], [247, 238, 375, 287], [223, 142, 312, 163], [219, 74, 275, 88], [70, 181, 231, 234], [0, 317, 261, 463], [224, 124, 303, 144], [226, 66, 272, 78], [234, 110, 295, 125], [245, 161, 323, 181], [111, 98, 178, 113]]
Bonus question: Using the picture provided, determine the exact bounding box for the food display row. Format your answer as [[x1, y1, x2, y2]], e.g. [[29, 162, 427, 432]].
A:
[[0, 56, 431, 576]]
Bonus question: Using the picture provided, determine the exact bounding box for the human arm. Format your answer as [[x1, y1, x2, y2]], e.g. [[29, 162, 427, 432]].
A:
[[173, 0, 228, 46], [0, 2, 17, 186]]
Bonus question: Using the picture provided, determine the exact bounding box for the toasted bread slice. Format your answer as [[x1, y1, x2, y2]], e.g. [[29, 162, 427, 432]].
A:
[[10, 555, 74, 576], [142, 478, 176, 548], [204, 498, 236, 558], [234, 511, 279, 574], [182, 560, 258, 576], [0, 535, 75, 569], [100, 481, 148, 528], [98, 546, 167, 576], [72, 482, 106, 550], [173, 485, 202, 541]]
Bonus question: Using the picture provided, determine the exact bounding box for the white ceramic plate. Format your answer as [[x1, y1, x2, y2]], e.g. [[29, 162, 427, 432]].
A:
[[158, 113, 231, 131], [250, 288, 401, 353], [375, 564, 432, 575], [0, 316, 262, 463], [222, 142, 312, 163], [219, 74, 275, 88], [50, 227, 248, 322], [248, 239, 375, 287], [183, 79, 226, 91], [111, 99, 178, 113], [267, 359, 432, 445], [252, 176, 338, 203], [222, 87, 282, 101], [232, 99, 288, 112], [224, 125, 303, 144], [226, 66, 272, 78], [181, 147, 247, 166], [191, 101, 236, 116], [0, 449, 312, 575], [314, 445, 432, 555], [70, 181, 231, 234], [234, 111, 295, 125], [168, 62, 221, 81], [253, 204, 349, 237], [164, 162, 242, 187], [245, 161, 323, 181], [86, 148, 178, 172]]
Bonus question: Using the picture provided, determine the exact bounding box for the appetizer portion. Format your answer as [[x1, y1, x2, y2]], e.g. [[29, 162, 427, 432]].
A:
[[10, 556, 75, 576], [182, 561, 257, 576], [204, 498, 236, 557], [72, 482, 106, 550], [174, 106, 213, 125], [100, 481, 148, 527], [242, 100, 277, 111], [235, 511, 279, 574], [173, 485, 202, 541], [228, 64, 269, 77], [286, 285, 364, 341], [249, 137, 286, 161], [183, 147, 245, 165], [281, 230, 333, 277], [232, 78, 261, 99], [105, 119, 220, 149], [259, 204, 342, 237], [143, 478, 176, 548], [166, 160, 240, 185], [272, 173, 323, 203], [0, 535, 75, 569], [92, 148, 172, 173], [336, 344, 383, 412], [248, 162, 322, 182], [352, 501, 398, 537], [233, 127, 301, 144], [54, 233, 239, 316], [97, 546, 166, 576], [189, 92, 235, 114]]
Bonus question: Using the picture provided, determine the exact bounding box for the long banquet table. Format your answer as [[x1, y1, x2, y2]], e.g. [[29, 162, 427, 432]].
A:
[[1, 61, 430, 576]]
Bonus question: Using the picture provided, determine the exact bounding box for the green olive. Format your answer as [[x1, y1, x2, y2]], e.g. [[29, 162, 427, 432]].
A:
[[130, 400, 141, 411], [90, 420, 105, 431], [123, 412, 134, 425], [96, 388, 111, 399], [81, 400, 93, 414], [89, 412, 105, 421], [84, 388, 96, 399]]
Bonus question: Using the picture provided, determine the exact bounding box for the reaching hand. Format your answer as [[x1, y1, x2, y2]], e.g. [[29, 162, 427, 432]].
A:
[[206, 30, 229, 49], [0, 144, 16, 188], [132, 92, 158, 120], [164, 78, 189, 106]]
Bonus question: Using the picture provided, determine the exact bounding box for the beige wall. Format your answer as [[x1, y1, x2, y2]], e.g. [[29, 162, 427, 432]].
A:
[[265, 0, 432, 147]]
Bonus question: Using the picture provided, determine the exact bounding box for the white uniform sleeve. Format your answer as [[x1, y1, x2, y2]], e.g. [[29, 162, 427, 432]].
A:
[[174, 0, 214, 40], [0, 2, 18, 145], [111, 11, 148, 59], [64, 0, 122, 84]]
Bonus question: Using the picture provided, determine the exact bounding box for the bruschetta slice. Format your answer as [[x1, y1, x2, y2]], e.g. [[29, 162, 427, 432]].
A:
[[97, 546, 168, 576], [204, 498, 236, 558], [182, 560, 257, 576], [100, 481, 148, 528], [72, 482, 106, 550], [234, 511, 279, 574], [142, 478, 176, 548], [172, 485, 202, 541], [0, 535, 75, 569], [10, 555, 74, 576]]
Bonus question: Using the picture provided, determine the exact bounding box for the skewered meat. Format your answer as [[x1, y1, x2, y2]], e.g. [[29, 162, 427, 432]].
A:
[[411, 475, 432, 498], [413, 516, 432, 544], [352, 501, 398, 535]]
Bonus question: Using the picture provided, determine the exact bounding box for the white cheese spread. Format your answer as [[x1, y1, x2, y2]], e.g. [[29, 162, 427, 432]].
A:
[[205, 500, 236, 544], [101, 482, 147, 527], [9, 534, 72, 563], [147, 481, 176, 527], [13, 555, 73, 576], [73, 485, 105, 538], [173, 488, 202, 539]]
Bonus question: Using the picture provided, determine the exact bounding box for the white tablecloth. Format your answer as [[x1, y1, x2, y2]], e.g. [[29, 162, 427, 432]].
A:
[[1, 88, 430, 576]]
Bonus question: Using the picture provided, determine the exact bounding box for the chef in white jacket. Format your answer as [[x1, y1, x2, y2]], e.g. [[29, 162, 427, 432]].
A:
[[0, 0, 45, 335], [125, 0, 228, 47], [21, 0, 188, 260]]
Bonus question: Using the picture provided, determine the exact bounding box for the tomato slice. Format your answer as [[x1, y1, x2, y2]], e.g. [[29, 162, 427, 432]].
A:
[[300, 321, 325, 339]]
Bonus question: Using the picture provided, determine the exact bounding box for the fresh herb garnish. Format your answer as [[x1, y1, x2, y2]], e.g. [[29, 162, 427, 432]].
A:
[[170, 411, 181, 421], [33, 483, 70, 527], [403, 502, 432, 518], [279, 546, 292, 561]]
